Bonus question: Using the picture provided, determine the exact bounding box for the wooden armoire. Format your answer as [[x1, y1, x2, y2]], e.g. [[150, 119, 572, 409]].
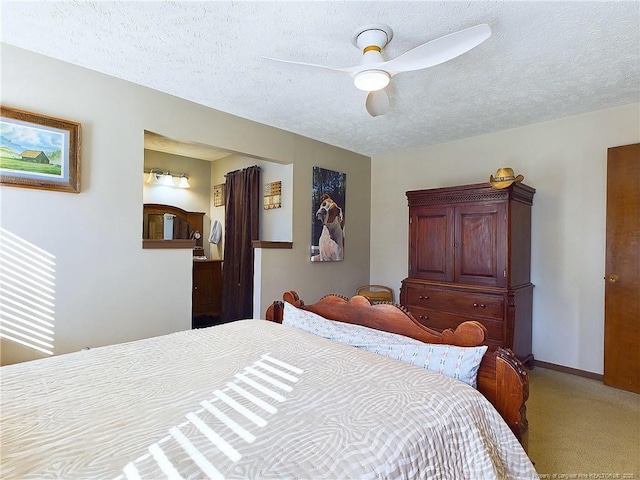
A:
[[400, 182, 535, 366]]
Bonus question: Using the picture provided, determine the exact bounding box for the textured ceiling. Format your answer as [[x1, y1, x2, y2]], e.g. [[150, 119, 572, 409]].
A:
[[2, 1, 639, 158], [144, 131, 231, 161]]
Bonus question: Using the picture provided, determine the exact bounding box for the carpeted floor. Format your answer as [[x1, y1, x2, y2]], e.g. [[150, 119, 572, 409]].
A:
[[527, 367, 640, 479]]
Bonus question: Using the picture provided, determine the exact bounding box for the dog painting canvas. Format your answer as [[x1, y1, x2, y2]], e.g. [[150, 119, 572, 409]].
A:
[[311, 167, 346, 262]]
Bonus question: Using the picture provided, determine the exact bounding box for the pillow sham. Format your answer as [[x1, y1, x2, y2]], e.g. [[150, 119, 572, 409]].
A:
[[282, 301, 487, 388]]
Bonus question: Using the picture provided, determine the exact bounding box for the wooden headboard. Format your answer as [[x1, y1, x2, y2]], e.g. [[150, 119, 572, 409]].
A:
[[266, 291, 529, 450]]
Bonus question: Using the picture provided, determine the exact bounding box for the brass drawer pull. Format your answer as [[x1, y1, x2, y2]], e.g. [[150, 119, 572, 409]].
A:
[[419, 315, 429, 320], [472, 303, 487, 308], [419, 295, 430, 300]]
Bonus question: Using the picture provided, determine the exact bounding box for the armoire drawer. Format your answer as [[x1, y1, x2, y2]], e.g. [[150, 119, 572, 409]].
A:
[[404, 285, 504, 320], [407, 306, 504, 344]]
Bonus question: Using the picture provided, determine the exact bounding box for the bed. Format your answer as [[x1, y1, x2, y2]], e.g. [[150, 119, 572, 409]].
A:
[[1, 291, 536, 479]]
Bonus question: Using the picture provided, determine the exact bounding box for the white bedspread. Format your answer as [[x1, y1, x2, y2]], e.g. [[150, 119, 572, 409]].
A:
[[1, 320, 537, 479]]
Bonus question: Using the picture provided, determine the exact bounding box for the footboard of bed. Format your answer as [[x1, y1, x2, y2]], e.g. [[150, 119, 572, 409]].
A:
[[477, 349, 529, 450], [265, 292, 529, 449]]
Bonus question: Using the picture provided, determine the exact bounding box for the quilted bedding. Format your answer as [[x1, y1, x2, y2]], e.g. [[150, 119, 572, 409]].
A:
[[0, 320, 537, 479]]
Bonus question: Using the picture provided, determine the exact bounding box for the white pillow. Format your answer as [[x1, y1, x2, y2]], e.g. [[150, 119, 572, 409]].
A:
[[282, 302, 487, 388]]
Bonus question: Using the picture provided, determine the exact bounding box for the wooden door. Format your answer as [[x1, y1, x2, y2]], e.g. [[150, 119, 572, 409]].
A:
[[409, 205, 454, 282], [455, 203, 507, 287], [604, 143, 639, 393], [192, 261, 222, 318]]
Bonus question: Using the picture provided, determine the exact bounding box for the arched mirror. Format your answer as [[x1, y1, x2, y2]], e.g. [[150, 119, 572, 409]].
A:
[[142, 203, 204, 256]]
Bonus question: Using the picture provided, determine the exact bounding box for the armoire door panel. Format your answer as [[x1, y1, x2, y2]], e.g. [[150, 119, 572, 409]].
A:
[[455, 203, 507, 287], [457, 210, 496, 277], [409, 207, 453, 281]]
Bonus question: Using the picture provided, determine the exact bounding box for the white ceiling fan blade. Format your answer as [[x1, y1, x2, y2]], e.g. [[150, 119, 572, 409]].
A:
[[365, 89, 389, 117], [383, 24, 491, 74], [262, 56, 359, 74]]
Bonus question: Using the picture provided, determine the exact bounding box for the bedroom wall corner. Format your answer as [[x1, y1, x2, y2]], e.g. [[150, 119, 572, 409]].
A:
[[369, 102, 640, 375], [257, 136, 372, 316]]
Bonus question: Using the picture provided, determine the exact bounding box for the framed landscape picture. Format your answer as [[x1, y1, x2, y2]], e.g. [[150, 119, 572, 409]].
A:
[[0, 106, 81, 193]]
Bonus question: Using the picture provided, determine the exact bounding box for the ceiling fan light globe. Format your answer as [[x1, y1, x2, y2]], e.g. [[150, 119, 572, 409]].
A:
[[353, 70, 390, 91], [366, 89, 390, 117]]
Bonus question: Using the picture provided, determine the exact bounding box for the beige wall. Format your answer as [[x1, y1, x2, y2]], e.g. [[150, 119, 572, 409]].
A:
[[370, 103, 640, 374], [0, 44, 370, 365]]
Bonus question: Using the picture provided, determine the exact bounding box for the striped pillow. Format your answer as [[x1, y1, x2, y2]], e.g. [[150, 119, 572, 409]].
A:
[[283, 302, 487, 388]]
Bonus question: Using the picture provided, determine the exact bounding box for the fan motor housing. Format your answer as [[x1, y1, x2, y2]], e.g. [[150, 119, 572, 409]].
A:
[[351, 24, 394, 50]]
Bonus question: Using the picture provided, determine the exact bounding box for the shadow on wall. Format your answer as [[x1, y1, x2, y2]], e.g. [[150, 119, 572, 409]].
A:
[[0, 227, 56, 356]]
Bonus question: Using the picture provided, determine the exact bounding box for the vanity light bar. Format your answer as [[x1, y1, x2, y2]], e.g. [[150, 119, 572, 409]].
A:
[[144, 169, 190, 188]]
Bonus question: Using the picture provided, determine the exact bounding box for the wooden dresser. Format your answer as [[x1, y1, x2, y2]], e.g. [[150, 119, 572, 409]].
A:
[[400, 182, 535, 366], [192, 259, 223, 327]]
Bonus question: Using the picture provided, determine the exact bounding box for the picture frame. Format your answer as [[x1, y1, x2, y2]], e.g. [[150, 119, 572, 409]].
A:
[[213, 183, 225, 207], [264, 181, 282, 209], [0, 106, 81, 193], [310, 166, 346, 262]]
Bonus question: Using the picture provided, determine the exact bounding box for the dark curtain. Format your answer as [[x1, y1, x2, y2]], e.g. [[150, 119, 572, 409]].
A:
[[220, 165, 260, 322]]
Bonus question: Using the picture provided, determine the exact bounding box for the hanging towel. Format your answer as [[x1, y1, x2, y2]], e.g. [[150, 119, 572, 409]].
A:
[[209, 220, 222, 244]]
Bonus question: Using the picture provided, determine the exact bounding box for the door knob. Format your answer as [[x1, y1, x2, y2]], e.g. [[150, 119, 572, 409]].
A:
[[608, 274, 619, 284]]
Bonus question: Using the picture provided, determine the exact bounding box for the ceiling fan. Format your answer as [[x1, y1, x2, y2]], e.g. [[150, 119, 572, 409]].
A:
[[264, 23, 492, 117]]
